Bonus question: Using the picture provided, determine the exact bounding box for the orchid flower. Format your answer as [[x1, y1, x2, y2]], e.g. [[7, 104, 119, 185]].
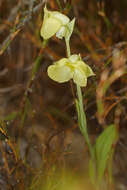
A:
[[40, 6, 75, 40], [48, 54, 94, 87]]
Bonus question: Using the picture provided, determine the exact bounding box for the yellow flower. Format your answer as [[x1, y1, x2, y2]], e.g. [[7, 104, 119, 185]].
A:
[[40, 6, 71, 40], [48, 54, 95, 87]]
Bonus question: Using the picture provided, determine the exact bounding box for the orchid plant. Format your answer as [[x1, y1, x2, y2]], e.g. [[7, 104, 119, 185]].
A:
[[40, 5, 117, 188], [40, 5, 94, 158]]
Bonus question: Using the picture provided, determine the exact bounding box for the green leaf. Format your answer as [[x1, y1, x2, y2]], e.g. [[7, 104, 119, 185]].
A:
[[95, 124, 117, 182], [107, 148, 114, 184], [89, 158, 96, 185]]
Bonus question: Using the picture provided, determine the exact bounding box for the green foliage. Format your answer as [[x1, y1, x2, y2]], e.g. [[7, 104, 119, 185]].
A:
[[89, 124, 118, 184]]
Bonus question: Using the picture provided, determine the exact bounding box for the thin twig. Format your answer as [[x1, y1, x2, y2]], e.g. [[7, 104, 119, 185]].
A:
[[83, 41, 127, 62], [0, 0, 45, 55]]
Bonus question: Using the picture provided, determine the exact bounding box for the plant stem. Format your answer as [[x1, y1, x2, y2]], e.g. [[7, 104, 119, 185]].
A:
[[56, 0, 62, 11], [76, 84, 94, 159], [65, 37, 94, 159], [65, 39, 71, 57]]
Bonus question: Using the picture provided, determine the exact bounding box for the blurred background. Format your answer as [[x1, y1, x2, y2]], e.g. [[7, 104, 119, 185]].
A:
[[0, 0, 127, 189]]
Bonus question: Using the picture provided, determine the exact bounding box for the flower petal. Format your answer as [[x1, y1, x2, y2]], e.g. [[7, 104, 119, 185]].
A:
[[55, 58, 69, 66], [85, 65, 95, 77], [56, 26, 66, 39], [40, 17, 61, 39], [48, 64, 73, 83], [53, 12, 70, 25], [77, 61, 95, 77], [69, 54, 79, 63], [73, 68, 87, 87]]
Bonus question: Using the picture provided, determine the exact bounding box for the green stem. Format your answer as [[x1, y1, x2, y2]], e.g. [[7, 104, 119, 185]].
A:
[[56, 0, 62, 11], [65, 37, 94, 160], [65, 39, 71, 57], [76, 84, 94, 159]]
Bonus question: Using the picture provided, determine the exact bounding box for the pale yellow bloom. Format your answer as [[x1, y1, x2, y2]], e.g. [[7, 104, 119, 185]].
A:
[[48, 54, 95, 87], [40, 6, 71, 40]]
